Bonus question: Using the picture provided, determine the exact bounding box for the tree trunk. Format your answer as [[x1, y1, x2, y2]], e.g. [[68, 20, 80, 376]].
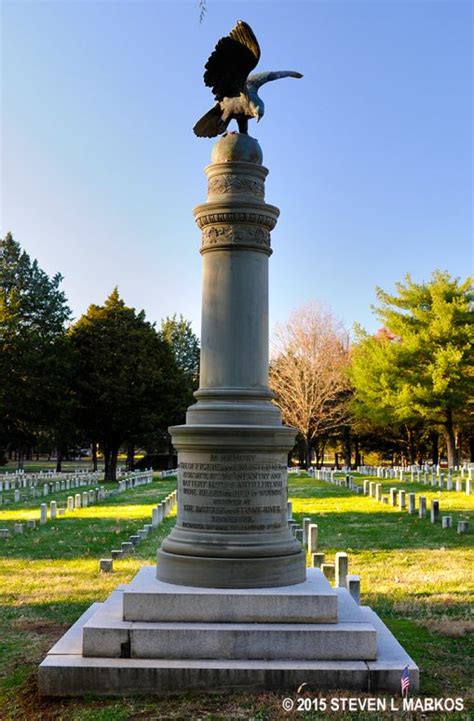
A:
[[343, 426, 351, 468], [92, 442, 98, 472], [354, 435, 361, 468], [56, 449, 63, 473], [167, 435, 174, 470], [315, 450, 321, 468], [469, 435, 474, 463], [430, 430, 439, 466], [104, 442, 119, 482], [334, 452, 339, 470], [126, 442, 135, 472], [305, 432, 312, 470], [103, 443, 110, 480], [109, 447, 118, 482], [408, 428, 416, 465], [17, 448, 24, 470], [444, 409, 458, 468], [298, 443, 305, 467]]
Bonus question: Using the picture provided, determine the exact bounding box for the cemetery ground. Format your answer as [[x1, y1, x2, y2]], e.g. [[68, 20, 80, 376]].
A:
[[0, 473, 472, 721]]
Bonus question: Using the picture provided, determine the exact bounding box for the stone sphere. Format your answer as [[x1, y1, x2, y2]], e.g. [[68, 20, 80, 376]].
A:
[[211, 132, 263, 165]]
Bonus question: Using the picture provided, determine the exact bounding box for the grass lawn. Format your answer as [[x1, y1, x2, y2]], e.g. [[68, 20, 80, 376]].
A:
[[0, 472, 472, 720]]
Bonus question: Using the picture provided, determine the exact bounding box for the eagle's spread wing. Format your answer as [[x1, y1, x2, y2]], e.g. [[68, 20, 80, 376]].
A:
[[204, 21, 261, 100]]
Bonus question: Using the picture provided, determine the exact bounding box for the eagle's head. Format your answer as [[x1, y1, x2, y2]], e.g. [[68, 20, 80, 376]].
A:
[[250, 99, 265, 122]]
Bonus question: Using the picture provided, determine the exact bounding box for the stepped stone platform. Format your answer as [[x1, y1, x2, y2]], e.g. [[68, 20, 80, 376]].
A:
[[38, 566, 418, 696]]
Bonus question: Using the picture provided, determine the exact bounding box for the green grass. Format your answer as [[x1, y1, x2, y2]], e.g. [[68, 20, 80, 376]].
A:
[[0, 472, 472, 720]]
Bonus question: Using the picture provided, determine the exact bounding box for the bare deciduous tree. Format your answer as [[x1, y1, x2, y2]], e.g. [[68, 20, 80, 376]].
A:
[[269, 303, 351, 468]]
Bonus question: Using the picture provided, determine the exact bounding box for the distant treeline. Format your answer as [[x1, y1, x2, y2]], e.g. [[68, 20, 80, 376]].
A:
[[0, 233, 199, 480], [1, 233, 472, 476]]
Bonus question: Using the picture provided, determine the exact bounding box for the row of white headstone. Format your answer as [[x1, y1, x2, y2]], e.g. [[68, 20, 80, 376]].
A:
[[1, 469, 154, 507], [358, 464, 473, 480], [0, 470, 104, 504], [0, 468, 105, 492], [309, 467, 472, 495], [0, 471, 154, 539], [307, 470, 469, 534], [0, 464, 149, 497], [286, 500, 361, 604], [362, 481, 469, 533], [157, 469, 178, 479], [99, 489, 178, 572]]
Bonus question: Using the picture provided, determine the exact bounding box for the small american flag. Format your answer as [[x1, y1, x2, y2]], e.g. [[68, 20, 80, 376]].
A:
[[401, 666, 410, 696]]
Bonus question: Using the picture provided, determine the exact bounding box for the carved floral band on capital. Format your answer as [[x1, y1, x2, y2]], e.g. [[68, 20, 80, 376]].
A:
[[194, 160, 278, 255]]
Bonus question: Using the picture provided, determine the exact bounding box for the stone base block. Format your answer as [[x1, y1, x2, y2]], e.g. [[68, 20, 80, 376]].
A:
[[38, 604, 418, 696], [83, 572, 375, 661], [38, 568, 419, 696], [123, 566, 337, 623]]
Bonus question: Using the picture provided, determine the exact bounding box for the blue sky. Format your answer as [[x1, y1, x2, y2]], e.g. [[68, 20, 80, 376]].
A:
[[1, 0, 472, 337]]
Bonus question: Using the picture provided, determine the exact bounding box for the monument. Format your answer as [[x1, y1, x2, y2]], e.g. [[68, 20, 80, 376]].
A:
[[156, 130, 305, 589], [38, 21, 418, 696]]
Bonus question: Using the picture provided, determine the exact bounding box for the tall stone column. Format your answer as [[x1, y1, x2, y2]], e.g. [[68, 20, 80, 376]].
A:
[[157, 133, 305, 588]]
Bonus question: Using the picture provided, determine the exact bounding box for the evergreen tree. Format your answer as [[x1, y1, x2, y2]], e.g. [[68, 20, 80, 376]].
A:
[[0, 233, 71, 466], [70, 289, 183, 480], [159, 315, 200, 465], [350, 271, 473, 466], [160, 314, 199, 393]]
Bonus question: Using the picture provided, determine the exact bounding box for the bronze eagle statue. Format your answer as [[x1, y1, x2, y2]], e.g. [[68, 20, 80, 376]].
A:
[[193, 21, 303, 137]]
